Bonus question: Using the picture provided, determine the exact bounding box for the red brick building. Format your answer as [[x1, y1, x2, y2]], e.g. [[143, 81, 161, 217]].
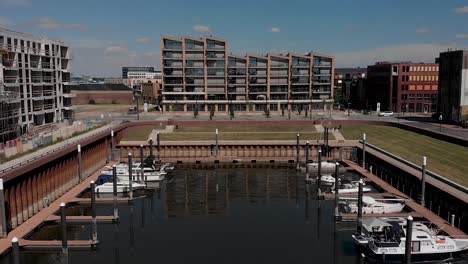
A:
[[367, 62, 439, 113], [71, 84, 134, 105]]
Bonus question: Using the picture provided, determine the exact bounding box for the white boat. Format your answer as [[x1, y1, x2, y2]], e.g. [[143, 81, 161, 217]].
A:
[[352, 217, 468, 262], [342, 196, 405, 214], [320, 174, 337, 185], [307, 161, 336, 171], [331, 183, 371, 194], [118, 172, 165, 182], [95, 180, 146, 194]]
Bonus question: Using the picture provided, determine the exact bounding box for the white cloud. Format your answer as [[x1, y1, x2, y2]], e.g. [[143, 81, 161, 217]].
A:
[[334, 43, 458, 68], [193, 24, 211, 34], [0, 16, 12, 28], [455, 6, 468, 13], [416, 28, 430, 34], [270, 27, 281, 33], [34, 17, 87, 31], [455, 34, 468, 39], [0, 0, 31, 7], [136, 37, 151, 44], [105, 46, 129, 54]]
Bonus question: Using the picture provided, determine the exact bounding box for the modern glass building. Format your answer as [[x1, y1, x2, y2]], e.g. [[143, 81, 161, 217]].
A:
[[161, 36, 334, 112]]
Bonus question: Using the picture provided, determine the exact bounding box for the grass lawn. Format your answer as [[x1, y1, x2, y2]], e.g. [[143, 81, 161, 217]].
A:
[[122, 123, 331, 141], [341, 125, 468, 187]]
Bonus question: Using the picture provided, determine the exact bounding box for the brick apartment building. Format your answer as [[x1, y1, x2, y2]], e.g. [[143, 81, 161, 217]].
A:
[[161, 36, 334, 113], [366, 62, 439, 113]]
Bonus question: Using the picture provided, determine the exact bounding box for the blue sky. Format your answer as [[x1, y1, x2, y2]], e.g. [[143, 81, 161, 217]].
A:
[[1, 0, 467, 76]]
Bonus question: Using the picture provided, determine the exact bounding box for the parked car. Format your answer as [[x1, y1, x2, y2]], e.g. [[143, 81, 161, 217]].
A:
[[378, 111, 394, 117]]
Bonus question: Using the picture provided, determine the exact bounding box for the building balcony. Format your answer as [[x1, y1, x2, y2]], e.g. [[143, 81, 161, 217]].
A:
[[3, 76, 19, 85], [63, 105, 75, 111], [313, 82, 331, 86]]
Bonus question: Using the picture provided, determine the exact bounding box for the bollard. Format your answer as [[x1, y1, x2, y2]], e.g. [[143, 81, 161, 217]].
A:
[[451, 214, 455, 227], [334, 162, 340, 220], [90, 181, 98, 244], [60, 202, 68, 254], [405, 216, 413, 264], [0, 179, 7, 237], [140, 144, 144, 183], [356, 179, 363, 234], [296, 133, 300, 169], [112, 165, 119, 221], [215, 129, 219, 157], [157, 132, 161, 162], [362, 133, 366, 168], [421, 156, 427, 207], [305, 141, 309, 174], [77, 144, 82, 182], [128, 153, 133, 200], [149, 137, 153, 158], [12, 237, 20, 264]]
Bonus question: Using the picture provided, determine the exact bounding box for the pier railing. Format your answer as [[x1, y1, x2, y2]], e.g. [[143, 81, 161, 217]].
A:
[[360, 141, 468, 195]]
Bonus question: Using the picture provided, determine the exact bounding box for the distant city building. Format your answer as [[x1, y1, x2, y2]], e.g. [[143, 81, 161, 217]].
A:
[[141, 81, 162, 104], [161, 36, 334, 112], [0, 28, 74, 142], [334, 68, 367, 109], [127, 70, 161, 79], [438, 50, 468, 123], [71, 83, 133, 105], [122, 66, 154, 79], [366, 62, 439, 113]]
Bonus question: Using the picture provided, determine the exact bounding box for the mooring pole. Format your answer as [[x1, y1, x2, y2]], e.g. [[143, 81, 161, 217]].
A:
[[362, 133, 366, 168], [60, 202, 68, 255], [421, 156, 427, 207], [357, 179, 363, 234], [12, 237, 20, 264], [112, 165, 119, 221], [149, 137, 153, 158], [305, 141, 309, 173], [317, 149, 322, 194], [128, 153, 133, 200], [157, 132, 161, 162], [334, 162, 340, 220], [90, 181, 98, 244], [405, 216, 413, 264], [110, 130, 114, 161], [215, 129, 219, 157], [296, 133, 300, 169], [0, 179, 7, 237], [140, 144, 144, 184], [451, 214, 455, 227], [77, 144, 82, 182]]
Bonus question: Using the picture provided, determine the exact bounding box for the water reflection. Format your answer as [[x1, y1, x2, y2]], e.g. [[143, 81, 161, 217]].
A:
[[0, 164, 465, 264]]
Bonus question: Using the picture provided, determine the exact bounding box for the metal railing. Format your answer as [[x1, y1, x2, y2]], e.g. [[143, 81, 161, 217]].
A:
[[361, 141, 468, 195], [0, 123, 116, 173]]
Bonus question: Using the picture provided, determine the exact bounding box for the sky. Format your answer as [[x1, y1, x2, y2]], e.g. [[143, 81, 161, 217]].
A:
[[1, 0, 467, 77]]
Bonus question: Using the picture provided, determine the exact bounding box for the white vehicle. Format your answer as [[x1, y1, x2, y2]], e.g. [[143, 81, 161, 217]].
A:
[[378, 111, 394, 117], [95, 179, 146, 194], [331, 183, 371, 194], [352, 217, 468, 262], [342, 196, 405, 214]]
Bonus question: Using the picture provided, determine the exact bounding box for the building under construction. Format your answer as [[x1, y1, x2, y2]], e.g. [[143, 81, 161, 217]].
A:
[[0, 28, 74, 143]]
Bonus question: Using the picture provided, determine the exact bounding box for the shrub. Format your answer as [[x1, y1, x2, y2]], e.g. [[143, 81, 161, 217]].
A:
[[89, 99, 96, 104]]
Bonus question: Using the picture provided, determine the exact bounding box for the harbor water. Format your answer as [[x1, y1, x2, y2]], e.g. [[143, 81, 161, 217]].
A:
[[0, 164, 467, 264]]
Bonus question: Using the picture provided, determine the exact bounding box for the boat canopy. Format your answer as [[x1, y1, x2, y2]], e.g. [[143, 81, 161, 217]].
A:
[[362, 218, 392, 232]]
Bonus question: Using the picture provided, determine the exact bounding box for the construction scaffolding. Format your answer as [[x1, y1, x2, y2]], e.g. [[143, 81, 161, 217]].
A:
[[0, 89, 20, 144]]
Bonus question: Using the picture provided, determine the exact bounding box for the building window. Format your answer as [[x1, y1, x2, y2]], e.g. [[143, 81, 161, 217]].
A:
[[408, 94, 415, 99]]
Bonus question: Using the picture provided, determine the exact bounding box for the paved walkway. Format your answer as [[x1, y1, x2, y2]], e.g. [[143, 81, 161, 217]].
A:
[[0, 123, 115, 173], [148, 125, 175, 141]]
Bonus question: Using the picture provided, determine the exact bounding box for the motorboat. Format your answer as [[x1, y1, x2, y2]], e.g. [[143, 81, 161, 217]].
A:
[[320, 174, 337, 185], [94, 175, 146, 194], [307, 161, 336, 172], [331, 182, 371, 194], [352, 217, 468, 262], [342, 196, 405, 214]]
